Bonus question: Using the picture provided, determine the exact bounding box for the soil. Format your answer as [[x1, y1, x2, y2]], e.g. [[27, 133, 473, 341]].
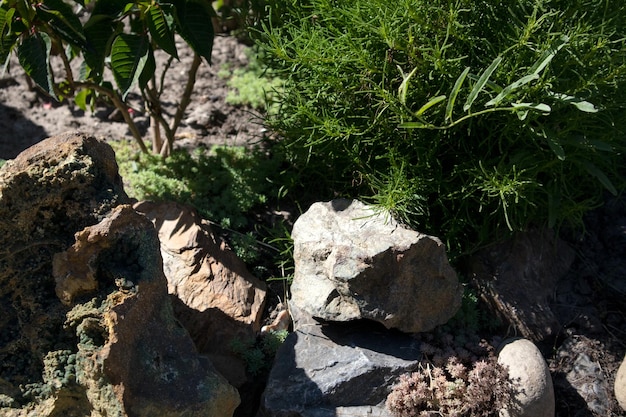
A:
[[0, 34, 264, 161], [0, 33, 624, 417]]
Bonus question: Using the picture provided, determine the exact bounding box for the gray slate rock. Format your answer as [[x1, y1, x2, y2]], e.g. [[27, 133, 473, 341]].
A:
[[261, 305, 421, 417], [469, 230, 574, 342], [290, 199, 462, 333]]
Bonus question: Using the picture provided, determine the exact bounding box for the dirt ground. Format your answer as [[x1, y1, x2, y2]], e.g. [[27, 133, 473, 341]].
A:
[[0, 32, 625, 417], [0, 34, 263, 160]]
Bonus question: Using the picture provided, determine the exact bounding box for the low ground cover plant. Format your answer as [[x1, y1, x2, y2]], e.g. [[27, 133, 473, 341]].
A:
[[386, 332, 516, 417], [219, 47, 283, 112], [256, 0, 626, 257], [112, 139, 290, 268]]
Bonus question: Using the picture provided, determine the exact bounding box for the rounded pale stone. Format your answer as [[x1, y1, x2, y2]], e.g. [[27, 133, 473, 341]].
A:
[[498, 338, 555, 417], [615, 354, 626, 411]]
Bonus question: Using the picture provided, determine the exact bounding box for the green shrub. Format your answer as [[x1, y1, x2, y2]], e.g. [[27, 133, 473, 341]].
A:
[[229, 329, 288, 375], [256, 0, 626, 257]]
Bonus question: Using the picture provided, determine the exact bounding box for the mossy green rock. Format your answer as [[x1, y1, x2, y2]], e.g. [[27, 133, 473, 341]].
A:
[[0, 132, 239, 416]]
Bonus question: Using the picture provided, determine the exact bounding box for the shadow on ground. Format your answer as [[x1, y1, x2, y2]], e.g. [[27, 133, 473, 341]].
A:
[[0, 101, 48, 160]]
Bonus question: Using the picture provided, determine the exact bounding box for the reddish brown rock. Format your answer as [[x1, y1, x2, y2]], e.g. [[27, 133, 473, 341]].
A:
[[134, 200, 267, 386], [55, 205, 240, 416], [0, 133, 239, 416]]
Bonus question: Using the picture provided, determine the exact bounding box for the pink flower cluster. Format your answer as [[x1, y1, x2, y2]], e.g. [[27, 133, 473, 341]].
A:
[[386, 333, 517, 417]]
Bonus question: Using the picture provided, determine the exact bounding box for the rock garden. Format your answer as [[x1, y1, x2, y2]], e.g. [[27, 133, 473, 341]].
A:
[[0, 1, 625, 417]]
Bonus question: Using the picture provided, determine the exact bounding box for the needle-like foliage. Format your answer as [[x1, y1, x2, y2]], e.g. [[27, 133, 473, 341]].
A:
[[256, 0, 626, 257]]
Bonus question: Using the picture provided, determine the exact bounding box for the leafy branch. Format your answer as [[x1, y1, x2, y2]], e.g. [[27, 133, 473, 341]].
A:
[[0, 0, 216, 156], [400, 36, 598, 133]]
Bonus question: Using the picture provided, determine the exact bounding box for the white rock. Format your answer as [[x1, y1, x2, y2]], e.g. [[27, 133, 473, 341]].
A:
[[498, 338, 555, 417], [615, 353, 626, 411], [290, 199, 462, 333]]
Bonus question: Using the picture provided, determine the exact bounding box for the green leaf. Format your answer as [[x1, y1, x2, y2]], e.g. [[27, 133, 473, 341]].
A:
[[173, 0, 215, 63], [14, 0, 35, 27], [138, 45, 156, 90], [571, 100, 598, 113], [549, 92, 598, 113], [398, 66, 417, 105], [399, 121, 435, 129], [511, 102, 551, 113], [7, 7, 27, 34], [583, 162, 617, 195], [83, 15, 115, 79], [537, 127, 565, 161], [528, 35, 569, 76], [485, 74, 539, 107], [110, 33, 150, 99], [446, 66, 469, 121], [18, 32, 56, 99], [147, 3, 178, 59], [36, 0, 86, 48], [415, 94, 446, 117], [589, 140, 613, 152], [0, 6, 18, 67], [464, 56, 502, 111], [74, 88, 90, 111], [512, 102, 550, 121]]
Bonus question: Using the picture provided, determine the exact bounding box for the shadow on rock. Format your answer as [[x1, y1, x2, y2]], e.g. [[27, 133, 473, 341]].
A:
[[260, 305, 422, 417], [0, 132, 240, 417]]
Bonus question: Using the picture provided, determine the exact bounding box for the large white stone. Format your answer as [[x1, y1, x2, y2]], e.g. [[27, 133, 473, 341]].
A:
[[290, 199, 462, 333]]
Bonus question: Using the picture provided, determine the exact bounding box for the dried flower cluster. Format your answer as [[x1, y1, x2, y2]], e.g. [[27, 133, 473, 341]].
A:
[[386, 333, 517, 417]]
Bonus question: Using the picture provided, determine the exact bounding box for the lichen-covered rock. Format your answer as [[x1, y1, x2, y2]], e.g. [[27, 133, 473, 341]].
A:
[[498, 338, 555, 417], [56, 205, 240, 416], [134, 200, 267, 387], [290, 199, 462, 333], [0, 132, 129, 414], [0, 133, 239, 416]]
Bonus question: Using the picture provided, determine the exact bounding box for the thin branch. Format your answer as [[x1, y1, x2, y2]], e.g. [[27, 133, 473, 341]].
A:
[[144, 85, 174, 154], [74, 81, 149, 153], [158, 55, 175, 98], [171, 53, 202, 139]]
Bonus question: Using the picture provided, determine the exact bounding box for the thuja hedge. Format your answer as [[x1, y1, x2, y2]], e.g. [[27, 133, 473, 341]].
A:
[[256, 0, 626, 256]]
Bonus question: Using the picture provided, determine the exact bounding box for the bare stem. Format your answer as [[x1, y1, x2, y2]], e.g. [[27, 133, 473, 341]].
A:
[[167, 53, 202, 154], [74, 81, 149, 153]]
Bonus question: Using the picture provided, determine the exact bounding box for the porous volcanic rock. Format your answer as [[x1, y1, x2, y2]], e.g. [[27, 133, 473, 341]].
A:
[[0, 132, 239, 416], [134, 200, 267, 387], [0, 132, 129, 413], [290, 199, 462, 333]]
